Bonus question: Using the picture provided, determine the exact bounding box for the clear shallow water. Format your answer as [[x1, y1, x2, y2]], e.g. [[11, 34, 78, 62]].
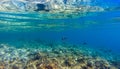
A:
[[0, 10, 120, 69], [0, 11, 120, 52]]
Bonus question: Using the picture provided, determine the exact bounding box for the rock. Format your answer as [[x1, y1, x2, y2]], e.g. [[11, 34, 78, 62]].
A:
[[76, 58, 85, 63], [63, 58, 76, 67], [81, 66, 88, 69], [12, 65, 19, 69], [87, 61, 93, 67], [64, 60, 72, 66], [45, 65, 53, 69]]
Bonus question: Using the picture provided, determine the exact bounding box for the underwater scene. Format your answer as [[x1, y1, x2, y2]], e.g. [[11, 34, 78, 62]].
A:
[[0, 0, 120, 69]]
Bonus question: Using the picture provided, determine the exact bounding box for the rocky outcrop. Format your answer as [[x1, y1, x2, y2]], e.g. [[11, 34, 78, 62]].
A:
[[0, 43, 119, 69]]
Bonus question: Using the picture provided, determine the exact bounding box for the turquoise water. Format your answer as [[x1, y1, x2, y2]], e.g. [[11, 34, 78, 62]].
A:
[[0, 11, 120, 52], [0, 6, 120, 69]]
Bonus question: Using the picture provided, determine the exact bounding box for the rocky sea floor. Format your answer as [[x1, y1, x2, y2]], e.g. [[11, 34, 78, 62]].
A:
[[0, 41, 120, 69]]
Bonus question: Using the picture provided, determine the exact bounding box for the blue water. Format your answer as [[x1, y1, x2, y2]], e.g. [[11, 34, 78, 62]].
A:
[[0, 10, 120, 55]]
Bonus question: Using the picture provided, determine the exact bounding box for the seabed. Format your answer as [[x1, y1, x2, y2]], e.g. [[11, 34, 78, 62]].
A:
[[0, 40, 120, 69]]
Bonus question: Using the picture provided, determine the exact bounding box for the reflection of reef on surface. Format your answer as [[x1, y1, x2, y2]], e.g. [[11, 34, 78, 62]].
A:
[[0, 41, 120, 69], [0, 0, 119, 14], [0, 0, 104, 12]]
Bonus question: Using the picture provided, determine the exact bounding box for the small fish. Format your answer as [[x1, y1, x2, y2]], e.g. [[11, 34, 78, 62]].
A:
[[82, 41, 87, 45], [99, 48, 112, 53], [61, 37, 68, 41]]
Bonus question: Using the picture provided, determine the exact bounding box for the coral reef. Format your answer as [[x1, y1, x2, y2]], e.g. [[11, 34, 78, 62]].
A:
[[0, 42, 120, 69]]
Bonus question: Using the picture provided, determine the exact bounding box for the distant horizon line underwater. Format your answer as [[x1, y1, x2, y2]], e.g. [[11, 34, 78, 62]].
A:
[[0, 0, 120, 69]]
